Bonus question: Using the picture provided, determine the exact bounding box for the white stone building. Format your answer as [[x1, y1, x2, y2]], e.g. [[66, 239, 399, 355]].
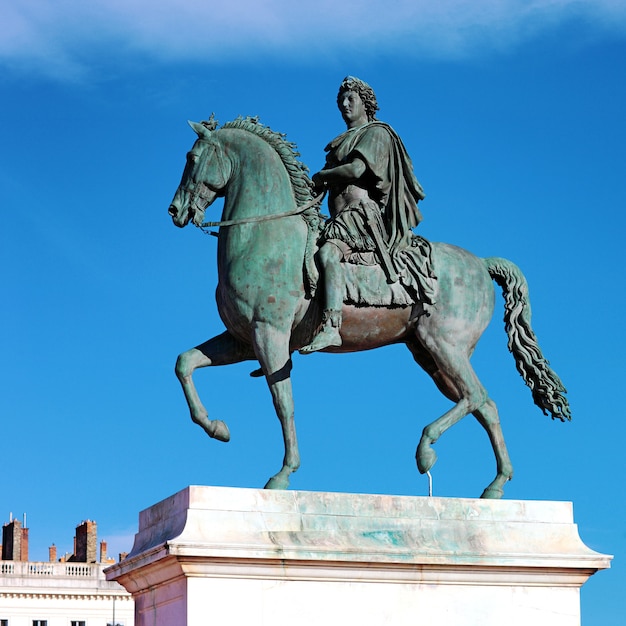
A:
[[0, 518, 133, 626]]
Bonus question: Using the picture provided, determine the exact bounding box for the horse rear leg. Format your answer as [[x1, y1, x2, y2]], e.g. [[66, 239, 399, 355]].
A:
[[251, 323, 300, 490], [175, 331, 255, 442], [408, 339, 513, 499], [410, 329, 490, 469], [472, 399, 514, 498], [415, 350, 488, 475], [418, 389, 514, 499]]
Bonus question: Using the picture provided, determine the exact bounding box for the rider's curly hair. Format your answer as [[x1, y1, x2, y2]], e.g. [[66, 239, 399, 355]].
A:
[[337, 76, 379, 122]]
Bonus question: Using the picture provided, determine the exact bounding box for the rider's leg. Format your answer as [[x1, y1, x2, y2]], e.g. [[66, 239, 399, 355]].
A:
[[300, 242, 344, 353], [322, 241, 344, 311]]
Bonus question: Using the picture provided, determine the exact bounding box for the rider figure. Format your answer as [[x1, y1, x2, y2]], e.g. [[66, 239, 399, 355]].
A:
[[300, 76, 426, 354]]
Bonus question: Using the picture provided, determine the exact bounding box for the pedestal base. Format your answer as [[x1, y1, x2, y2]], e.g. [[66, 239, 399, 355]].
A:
[[106, 486, 611, 626]]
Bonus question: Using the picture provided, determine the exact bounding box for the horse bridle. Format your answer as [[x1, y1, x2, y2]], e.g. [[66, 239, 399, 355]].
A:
[[180, 138, 227, 216], [182, 134, 327, 236]]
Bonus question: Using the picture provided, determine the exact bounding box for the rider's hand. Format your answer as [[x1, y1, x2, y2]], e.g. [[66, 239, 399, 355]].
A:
[[312, 171, 327, 194]]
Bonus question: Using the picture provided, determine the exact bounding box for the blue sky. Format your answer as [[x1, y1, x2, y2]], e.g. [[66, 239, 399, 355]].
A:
[[1, 0, 625, 622]]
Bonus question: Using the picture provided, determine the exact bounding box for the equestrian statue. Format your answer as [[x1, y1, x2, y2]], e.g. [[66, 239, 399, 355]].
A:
[[167, 76, 570, 499]]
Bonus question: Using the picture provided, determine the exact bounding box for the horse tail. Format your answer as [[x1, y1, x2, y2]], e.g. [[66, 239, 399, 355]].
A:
[[484, 257, 571, 422]]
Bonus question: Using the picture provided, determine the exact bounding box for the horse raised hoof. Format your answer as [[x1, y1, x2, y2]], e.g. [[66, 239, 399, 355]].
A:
[[207, 419, 231, 442], [416, 440, 438, 474]]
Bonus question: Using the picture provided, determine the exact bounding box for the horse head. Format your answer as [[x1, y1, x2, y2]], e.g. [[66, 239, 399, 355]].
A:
[[168, 118, 229, 228]]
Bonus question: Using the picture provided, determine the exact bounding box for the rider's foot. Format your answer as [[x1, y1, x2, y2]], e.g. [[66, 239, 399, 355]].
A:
[[299, 325, 342, 354]]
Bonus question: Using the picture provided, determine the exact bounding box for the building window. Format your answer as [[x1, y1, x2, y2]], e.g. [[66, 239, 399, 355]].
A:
[[32, 621, 47, 626], [71, 622, 86, 626], [1, 619, 8, 626]]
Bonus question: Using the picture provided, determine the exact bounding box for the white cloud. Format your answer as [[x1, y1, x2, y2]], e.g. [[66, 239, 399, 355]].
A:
[[1, 0, 625, 80]]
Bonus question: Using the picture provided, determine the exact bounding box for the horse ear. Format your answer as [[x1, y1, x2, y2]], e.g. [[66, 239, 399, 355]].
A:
[[188, 120, 211, 138]]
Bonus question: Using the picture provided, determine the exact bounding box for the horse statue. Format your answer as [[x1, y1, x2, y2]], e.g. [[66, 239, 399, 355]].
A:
[[167, 116, 570, 499]]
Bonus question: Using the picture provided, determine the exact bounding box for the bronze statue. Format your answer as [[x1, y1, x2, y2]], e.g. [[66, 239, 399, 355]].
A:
[[167, 80, 570, 499], [301, 77, 425, 353]]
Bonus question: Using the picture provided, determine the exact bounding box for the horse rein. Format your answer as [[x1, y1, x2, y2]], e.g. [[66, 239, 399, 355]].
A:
[[197, 190, 327, 236]]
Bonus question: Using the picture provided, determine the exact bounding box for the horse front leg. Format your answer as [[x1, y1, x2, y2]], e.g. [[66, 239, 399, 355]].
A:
[[175, 331, 255, 442], [251, 323, 300, 490]]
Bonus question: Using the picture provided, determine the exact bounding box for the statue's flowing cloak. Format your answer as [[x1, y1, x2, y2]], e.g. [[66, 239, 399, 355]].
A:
[[325, 121, 436, 306], [324, 121, 426, 259]]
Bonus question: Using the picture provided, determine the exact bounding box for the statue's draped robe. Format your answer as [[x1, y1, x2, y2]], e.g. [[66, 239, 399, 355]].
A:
[[321, 122, 435, 307], [323, 121, 425, 258]]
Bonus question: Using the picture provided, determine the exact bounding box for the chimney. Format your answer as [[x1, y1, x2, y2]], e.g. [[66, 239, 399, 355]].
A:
[[20, 526, 29, 561], [49, 544, 57, 563], [2, 519, 22, 561], [74, 520, 97, 563], [99, 540, 107, 563]]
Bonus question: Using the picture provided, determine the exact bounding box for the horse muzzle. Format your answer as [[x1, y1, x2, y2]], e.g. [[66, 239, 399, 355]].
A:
[[168, 202, 190, 228]]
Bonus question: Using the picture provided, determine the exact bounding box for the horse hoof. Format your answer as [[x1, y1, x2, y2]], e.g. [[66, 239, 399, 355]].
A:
[[264, 474, 290, 490], [209, 420, 231, 442], [416, 440, 437, 474], [480, 486, 504, 499]]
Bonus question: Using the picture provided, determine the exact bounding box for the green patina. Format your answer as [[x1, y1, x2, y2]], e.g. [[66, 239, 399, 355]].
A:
[[167, 79, 569, 499], [361, 530, 406, 547]]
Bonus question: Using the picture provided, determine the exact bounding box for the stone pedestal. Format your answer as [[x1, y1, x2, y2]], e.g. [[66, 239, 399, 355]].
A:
[[105, 486, 611, 626]]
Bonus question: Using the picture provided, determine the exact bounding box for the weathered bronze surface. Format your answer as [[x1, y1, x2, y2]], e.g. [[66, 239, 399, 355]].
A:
[[167, 81, 569, 498], [300, 77, 427, 353]]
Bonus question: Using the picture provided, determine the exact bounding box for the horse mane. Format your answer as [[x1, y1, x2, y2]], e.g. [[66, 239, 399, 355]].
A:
[[221, 116, 315, 207]]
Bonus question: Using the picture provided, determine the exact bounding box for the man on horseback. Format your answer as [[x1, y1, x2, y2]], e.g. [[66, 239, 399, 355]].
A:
[[300, 76, 426, 354]]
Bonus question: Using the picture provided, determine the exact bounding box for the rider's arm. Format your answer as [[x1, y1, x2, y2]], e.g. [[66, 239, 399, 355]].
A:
[[313, 157, 366, 188]]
